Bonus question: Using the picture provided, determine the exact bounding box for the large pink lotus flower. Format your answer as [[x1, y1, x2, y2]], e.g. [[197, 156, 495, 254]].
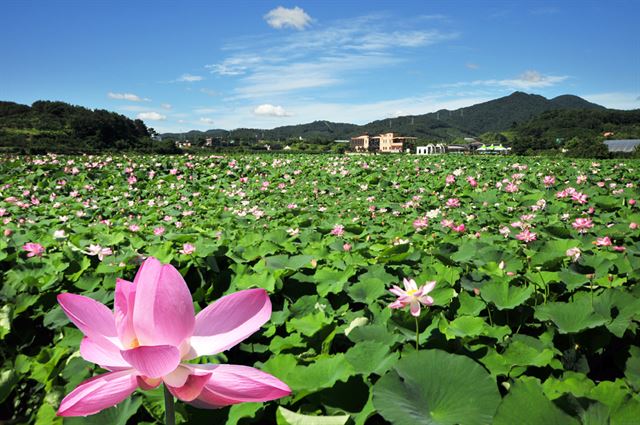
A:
[[22, 242, 45, 257], [572, 217, 594, 233], [389, 278, 436, 317], [515, 229, 537, 243], [56, 257, 290, 417]]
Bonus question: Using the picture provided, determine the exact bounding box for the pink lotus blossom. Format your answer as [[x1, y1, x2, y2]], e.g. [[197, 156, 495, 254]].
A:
[[515, 229, 537, 243], [630, 199, 636, 206], [572, 217, 594, 233], [56, 257, 290, 417], [466, 176, 477, 187], [389, 278, 436, 317], [566, 247, 581, 262], [343, 243, 352, 252], [87, 244, 113, 261], [440, 219, 454, 228], [451, 223, 465, 233], [445, 198, 460, 208], [571, 192, 588, 204], [330, 224, 345, 236], [594, 236, 612, 247], [153, 226, 165, 236], [613, 245, 626, 252], [180, 243, 196, 255], [128, 224, 140, 232], [543, 176, 555, 187], [504, 182, 519, 193], [22, 242, 45, 257], [413, 217, 429, 230], [445, 174, 455, 185], [630, 222, 638, 230], [499, 226, 511, 237]]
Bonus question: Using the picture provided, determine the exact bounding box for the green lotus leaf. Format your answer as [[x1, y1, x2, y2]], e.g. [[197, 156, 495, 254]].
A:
[[373, 349, 501, 425], [480, 278, 534, 310], [276, 407, 349, 425], [493, 377, 579, 425], [534, 292, 610, 333]]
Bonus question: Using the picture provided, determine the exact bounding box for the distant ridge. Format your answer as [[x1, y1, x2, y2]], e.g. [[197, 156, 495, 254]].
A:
[[161, 91, 607, 141]]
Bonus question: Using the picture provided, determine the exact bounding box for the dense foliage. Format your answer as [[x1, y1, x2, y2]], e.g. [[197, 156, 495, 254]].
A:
[[0, 101, 178, 154], [1, 154, 640, 424], [511, 109, 640, 155]]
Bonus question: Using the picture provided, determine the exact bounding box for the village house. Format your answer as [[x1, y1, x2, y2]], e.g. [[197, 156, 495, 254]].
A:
[[350, 132, 416, 153]]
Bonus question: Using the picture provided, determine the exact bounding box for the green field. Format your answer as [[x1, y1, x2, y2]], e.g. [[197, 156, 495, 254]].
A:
[[1, 153, 639, 424]]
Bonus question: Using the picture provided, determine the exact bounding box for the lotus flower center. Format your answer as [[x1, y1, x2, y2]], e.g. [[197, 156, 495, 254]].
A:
[[129, 338, 140, 349], [407, 289, 418, 296]]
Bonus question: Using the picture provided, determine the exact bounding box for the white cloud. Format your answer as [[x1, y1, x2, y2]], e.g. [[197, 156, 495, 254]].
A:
[[264, 6, 312, 30], [199, 117, 215, 125], [137, 112, 167, 121], [200, 88, 219, 96], [161, 103, 172, 109], [582, 92, 640, 110], [177, 73, 204, 82], [230, 54, 397, 100], [440, 70, 569, 90], [206, 55, 264, 76], [194, 108, 217, 114], [118, 105, 147, 112], [206, 15, 457, 101], [253, 104, 292, 117], [108, 92, 148, 102], [466, 63, 479, 70]]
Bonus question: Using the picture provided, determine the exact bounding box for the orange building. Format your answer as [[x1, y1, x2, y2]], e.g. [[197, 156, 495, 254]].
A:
[[350, 132, 416, 153]]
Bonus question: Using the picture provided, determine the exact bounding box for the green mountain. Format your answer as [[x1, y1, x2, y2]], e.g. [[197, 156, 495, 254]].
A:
[[162, 91, 607, 142]]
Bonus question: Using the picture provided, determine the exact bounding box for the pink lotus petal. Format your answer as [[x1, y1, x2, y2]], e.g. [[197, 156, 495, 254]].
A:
[[389, 286, 406, 297], [189, 289, 271, 357], [422, 281, 436, 293], [389, 300, 406, 309], [163, 365, 191, 387], [168, 370, 212, 402], [403, 278, 418, 292], [132, 258, 195, 347], [57, 293, 117, 340], [120, 345, 180, 378], [80, 337, 130, 370], [190, 364, 291, 408], [410, 301, 421, 317], [136, 376, 162, 390], [57, 370, 138, 417], [114, 278, 137, 348], [418, 295, 434, 306]]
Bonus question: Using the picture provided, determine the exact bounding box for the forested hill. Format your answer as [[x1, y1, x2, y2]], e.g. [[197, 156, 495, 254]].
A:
[[511, 108, 640, 154], [0, 100, 177, 153], [162, 92, 607, 142]]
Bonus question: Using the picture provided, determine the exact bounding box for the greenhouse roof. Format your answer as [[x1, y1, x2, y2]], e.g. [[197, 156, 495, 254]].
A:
[[604, 139, 640, 152]]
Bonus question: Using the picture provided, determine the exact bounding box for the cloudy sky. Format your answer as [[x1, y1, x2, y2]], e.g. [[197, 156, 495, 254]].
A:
[[2, 0, 639, 132]]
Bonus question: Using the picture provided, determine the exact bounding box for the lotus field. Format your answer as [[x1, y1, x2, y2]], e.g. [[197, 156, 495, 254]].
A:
[[2, 153, 640, 425]]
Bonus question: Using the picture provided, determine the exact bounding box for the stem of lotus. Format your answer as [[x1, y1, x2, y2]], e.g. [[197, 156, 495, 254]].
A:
[[164, 384, 175, 425], [415, 316, 420, 351]]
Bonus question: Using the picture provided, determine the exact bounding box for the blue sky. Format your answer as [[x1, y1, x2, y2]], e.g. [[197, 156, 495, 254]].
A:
[[2, 0, 639, 132]]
